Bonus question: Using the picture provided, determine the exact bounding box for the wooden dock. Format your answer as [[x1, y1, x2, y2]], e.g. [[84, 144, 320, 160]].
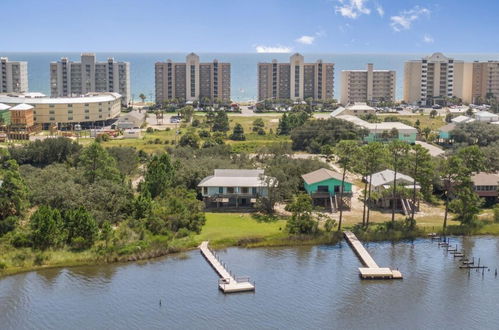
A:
[[343, 231, 403, 280], [199, 241, 255, 293]]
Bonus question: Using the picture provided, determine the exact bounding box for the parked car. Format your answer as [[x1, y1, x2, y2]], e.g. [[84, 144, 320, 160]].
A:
[[170, 116, 181, 123]]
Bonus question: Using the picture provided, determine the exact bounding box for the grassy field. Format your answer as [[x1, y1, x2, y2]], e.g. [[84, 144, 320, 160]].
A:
[[96, 114, 286, 153], [196, 213, 287, 244], [378, 113, 447, 130]]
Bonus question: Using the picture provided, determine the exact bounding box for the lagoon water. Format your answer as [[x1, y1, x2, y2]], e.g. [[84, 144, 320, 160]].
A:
[[1, 236, 499, 329], [3, 53, 499, 102]]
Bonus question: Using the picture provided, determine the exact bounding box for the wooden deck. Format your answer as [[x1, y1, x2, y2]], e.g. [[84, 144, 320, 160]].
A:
[[344, 231, 403, 280], [199, 241, 255, 293]]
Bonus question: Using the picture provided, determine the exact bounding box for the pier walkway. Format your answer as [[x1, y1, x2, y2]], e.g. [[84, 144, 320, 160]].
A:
[[199, 241, 255, 293], [344, 231, 403, 280]]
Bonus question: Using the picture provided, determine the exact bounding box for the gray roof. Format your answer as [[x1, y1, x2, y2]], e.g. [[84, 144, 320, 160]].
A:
[[198, 169, 275, 187], [368, 169, 415, 187], [118, 111, 145, 123], [302, 168, 349, 185], [475, 111, 499, 118], [439, 123, 456, 132]]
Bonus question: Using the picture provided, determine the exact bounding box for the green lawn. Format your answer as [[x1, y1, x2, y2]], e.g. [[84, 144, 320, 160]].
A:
[[195, 212, 287, 244]]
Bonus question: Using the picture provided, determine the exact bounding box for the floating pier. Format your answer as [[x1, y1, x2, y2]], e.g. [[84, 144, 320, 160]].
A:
[[343, 231, 403, 280], [199, 241, 255, 293]]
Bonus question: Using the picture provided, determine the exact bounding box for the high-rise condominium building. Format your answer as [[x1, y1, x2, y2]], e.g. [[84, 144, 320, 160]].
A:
[[257, 53, 334, 101], [340, 63, 396, 105], [404, 52, 473, 106], [50, 53, 130, 106], [1, 57, 28, 93], [155, 53, 231, 104], [471, 61, 499, 103]]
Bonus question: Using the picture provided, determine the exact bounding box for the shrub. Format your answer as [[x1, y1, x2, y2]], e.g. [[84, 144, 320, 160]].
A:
[[324, 219, 336, 232], [198, 130, 211, 138], [146, 127, 154, 133], [95, 133, 110, 142], [494, 205, 499, 223], [176, 228, 191, 238], [10, 231, 32, 248], [70, 237, 88, 250], [0, 261, 6, 270], [33, 253, 49, 266]]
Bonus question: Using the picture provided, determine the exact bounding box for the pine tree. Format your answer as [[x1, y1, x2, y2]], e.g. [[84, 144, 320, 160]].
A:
[[230, 123, 246, 141], [142, 154, 175, 198], [0, 160, 28, 221], [78, 143, 121, 183]]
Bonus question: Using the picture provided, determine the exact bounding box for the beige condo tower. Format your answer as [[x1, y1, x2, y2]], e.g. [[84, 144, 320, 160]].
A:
[[258, 53, 334, 101], [404, 52, 473, 106], [340, 63, 396, 105], [155, 53, 231, 104]]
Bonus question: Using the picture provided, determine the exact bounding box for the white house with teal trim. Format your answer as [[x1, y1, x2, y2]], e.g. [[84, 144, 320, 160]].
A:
[[337, 115, 417, 143], [198, 169, 276, 209]]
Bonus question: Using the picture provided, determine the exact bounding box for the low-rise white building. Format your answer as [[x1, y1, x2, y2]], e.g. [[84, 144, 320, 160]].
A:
[[337, 115, 417, 143], [474, 111, 499, 123], [451, 115, 475, 124], [330, 102, 376, 117]]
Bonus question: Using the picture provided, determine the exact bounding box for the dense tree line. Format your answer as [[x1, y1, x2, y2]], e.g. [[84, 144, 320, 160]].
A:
[[8, 137, 81, 167], [290, 118, 367, 153]]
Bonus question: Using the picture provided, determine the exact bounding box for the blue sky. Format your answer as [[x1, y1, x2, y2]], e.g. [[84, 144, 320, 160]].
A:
[[2, 0, 498, 53]]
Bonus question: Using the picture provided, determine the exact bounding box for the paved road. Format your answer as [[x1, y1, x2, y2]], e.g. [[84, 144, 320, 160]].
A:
[[416, 141, 446, 157]]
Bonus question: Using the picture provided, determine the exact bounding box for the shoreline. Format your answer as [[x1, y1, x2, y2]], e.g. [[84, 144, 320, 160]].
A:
[[2, 226, 498, 279]]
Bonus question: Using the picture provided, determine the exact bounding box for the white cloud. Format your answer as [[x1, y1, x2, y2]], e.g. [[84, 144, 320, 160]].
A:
[[255, 45, 292, 53], [295, 30, 326, 45], [296, 35, 315, 45], [375, 4, 384, 17], [390, 6, 430, 32], [335, 0, 371, 19], [423, 34, 434, 43]]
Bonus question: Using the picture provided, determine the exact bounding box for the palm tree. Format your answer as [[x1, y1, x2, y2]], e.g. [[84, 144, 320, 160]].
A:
[[139, 93, 146, 104]]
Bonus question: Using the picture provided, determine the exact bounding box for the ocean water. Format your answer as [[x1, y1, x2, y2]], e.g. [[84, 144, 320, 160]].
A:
[[3, 52, 499, 102]]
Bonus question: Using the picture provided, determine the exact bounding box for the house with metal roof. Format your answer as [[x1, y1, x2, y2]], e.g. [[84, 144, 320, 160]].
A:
[[330, 103, 376, 117], [451, 115, 475, 124], [471, 172, 499, 204], [302, 168, 353, 212], [474, 111, 499, 123], [198, 169, 276, 209], [337, 115, 417, 143], [367, 169, 419, 215]]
